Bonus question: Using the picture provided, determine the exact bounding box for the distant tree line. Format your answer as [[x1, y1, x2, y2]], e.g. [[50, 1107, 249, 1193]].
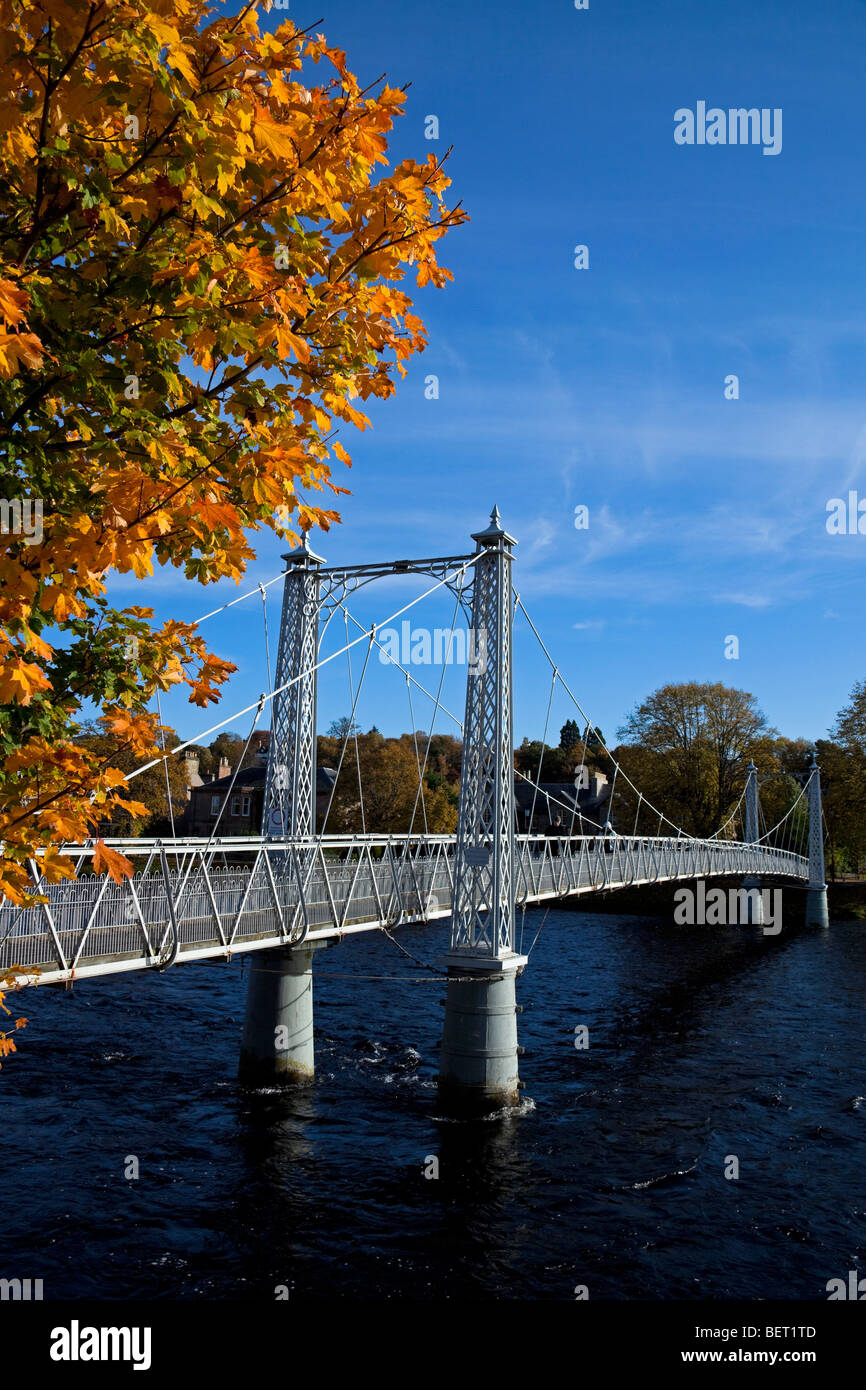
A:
[[317, 724, 461, 834], [611, 680, 866, 875], [73, 681, 866, 874]]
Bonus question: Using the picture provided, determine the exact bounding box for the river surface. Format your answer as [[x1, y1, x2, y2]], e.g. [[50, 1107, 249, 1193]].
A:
[[2, 909, 865, 1300]]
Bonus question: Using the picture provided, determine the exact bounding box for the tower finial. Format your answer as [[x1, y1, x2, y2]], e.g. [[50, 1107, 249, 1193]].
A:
[[282, 530, 325, 567], [471, 504, 516, 548]]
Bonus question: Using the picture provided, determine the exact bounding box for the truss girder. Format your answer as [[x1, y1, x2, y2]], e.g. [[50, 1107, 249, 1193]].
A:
[[0, 835, 808, 986]]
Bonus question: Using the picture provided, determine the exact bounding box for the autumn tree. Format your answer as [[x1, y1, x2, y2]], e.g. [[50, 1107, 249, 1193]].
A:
[[819, 681, 866, 874], [832, 680, 866, 755], [515, 734, 610, 785], [0, 968, 28, 1070], [207, 730, 246, 772], [327, 715, 359, 741], [0, 0, 466, 902], [320, 730, 457, 834], [615, 681, 775, 837], [73, 718, 189, 834]]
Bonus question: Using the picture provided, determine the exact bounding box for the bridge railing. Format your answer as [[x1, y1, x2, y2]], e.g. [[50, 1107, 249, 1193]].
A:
[[0, 834, 809, 983]]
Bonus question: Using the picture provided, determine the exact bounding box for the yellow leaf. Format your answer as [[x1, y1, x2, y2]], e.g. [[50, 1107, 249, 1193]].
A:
[[0, 330, 43, 377], [252, 106, 299, 161], [0, 656, 52, 705], [0, 279, 30, 327], [275, 325, 310, 363], [169, 44, 198, 89]]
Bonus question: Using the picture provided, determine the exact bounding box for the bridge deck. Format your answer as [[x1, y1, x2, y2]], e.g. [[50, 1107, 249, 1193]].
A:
[[0, 835, 809, 986]]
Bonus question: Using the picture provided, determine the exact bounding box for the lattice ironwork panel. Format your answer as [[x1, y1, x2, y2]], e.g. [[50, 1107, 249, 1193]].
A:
[[263, 560, 320, 838], [450, 530, 515, 956], [808, 763, 826, 888]]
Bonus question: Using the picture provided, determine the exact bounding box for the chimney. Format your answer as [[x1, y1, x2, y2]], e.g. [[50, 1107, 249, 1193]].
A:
[[184, 750, 200, 780], [217, 756, 231, 779]]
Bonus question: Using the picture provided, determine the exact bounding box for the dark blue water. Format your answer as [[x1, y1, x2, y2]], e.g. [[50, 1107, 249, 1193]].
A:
[[3, 910, 865, 1301]]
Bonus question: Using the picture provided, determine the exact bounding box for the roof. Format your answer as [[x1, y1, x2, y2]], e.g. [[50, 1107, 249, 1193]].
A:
[[514, 780, 609, 804]]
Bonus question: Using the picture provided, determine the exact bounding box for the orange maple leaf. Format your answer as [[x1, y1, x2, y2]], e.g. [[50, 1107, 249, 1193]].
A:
[[92, 840, 134, 885]]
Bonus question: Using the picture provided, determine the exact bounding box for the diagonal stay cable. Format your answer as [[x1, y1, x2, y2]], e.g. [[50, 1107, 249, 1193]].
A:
[[342, 608, 366, 836], [320, 630, 375, 836], [155, 688, 177, 839], [517, 597, 704, 842], [338, 602, 465, 732], [405, 668, 429, 836], [259, 582, 273, 696], [406, 567, 468, 840], [528, 667, 557, 834], [332, 601, 590, 838], [124, 555, 483, 786]]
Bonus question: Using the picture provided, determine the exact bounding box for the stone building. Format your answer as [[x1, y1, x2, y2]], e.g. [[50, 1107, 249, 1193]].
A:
[[514, 770, 612, 833], [183, 759, 337, 836]]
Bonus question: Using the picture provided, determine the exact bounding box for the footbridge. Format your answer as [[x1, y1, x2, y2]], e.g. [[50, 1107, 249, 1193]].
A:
[[1, 510, 828, 1112]]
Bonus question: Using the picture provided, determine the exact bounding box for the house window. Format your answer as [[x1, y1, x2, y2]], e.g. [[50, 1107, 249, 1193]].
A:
[[210, 795, 221, 815], [241, 795, 251, 817], [231, 795, 240, 815]]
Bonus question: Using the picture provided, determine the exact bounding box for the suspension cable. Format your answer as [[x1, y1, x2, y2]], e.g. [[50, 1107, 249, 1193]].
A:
[[755, 773, 812, 845], [405, 670, 429, 836], [344, 610, 367, 836], [155, 689, 176, 839], [517, 596, 724, 842], [339, 600, 604, 832], [320, 630, 376, 836], [528, 668, 558, 834], [191, 568, 287, 625], [259, 582, 273, 696], [406, 568, 467, 839], [124, 555, 483, 785]]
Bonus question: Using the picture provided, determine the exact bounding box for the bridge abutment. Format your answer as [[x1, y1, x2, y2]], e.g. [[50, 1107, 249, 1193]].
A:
[[238, 942, 325, 1084]]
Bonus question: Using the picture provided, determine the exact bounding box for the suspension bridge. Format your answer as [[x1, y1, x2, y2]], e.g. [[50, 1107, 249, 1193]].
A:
[[0, 509, 828, 1112]]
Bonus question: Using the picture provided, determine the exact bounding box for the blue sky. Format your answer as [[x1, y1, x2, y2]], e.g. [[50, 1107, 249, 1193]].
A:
[[115, 0, 866, 752]]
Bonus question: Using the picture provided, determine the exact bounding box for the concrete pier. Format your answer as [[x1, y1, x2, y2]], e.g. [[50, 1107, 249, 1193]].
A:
[[437, 954, 527, 1114], [741, 875, 765, 926], [238, 944, 319, 1084], [805, 885, 829, 929]]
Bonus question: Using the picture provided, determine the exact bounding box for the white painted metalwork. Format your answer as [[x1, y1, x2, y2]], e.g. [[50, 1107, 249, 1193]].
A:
[[0, 514, 825, 997], [263, 538, 323, 838], [450, 508, 517, 958], [0, 832, 809, 987], [807, 755, 826, 890], [745, 762, 759, 846]]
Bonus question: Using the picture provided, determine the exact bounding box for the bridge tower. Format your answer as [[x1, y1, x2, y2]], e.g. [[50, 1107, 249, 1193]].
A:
[[742, 760, 764, 925], [238, 536, 325, 1084], [437, 509, 528, 1114], [805, 753, 829, 928]]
